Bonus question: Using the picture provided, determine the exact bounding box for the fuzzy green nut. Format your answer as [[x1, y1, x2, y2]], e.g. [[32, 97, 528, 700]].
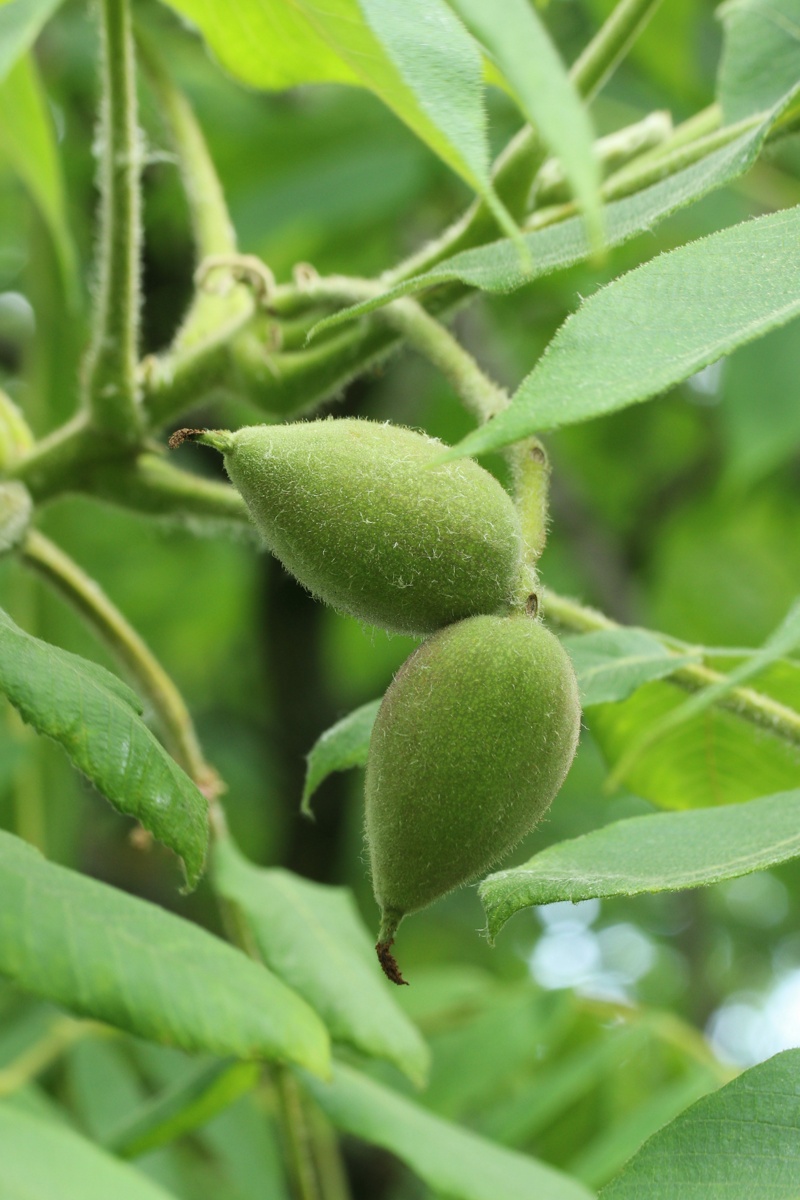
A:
[[179, 419, 522, 636], [365, 614, 581, 983]]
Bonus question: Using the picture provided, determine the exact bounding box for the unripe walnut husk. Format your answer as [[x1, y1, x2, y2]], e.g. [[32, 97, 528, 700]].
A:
[[365, 613, 581, 983], [175, 419, 522, 636]]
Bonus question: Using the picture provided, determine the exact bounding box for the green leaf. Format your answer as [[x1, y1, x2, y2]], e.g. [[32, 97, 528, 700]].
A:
[[159, 0, 517, 237], [213, 837, 429, 1085], [307, 89, 796, 337], [609, 598, 800, 787], [302, 699, 380, 815], [600, 1049, 800, 1198], [447, 0, 601, 243], [718, 0, 800, 122], [480, 787, 800, 940], [0, 1101, 179, 1200], [588, 661, 800, 810], [0, 0, 65, 81], [0, 55, 79, 303], [105, 1059, 261, 1159], [449, 203, 800, 457], [563, 628, 700, 705], [0, 830, 330, 1075], [302, 1062, 594, 1200], [0, 606, 208, 888]]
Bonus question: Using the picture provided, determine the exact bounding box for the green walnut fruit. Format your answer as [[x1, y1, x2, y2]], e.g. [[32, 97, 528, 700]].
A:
[[365, 613, 581, 983], [176, 419, 521, 636]]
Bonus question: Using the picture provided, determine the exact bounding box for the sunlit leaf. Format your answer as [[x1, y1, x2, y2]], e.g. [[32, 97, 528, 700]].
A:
[[302, 1062, 594, 1200], [0, 830, 330, 1075], [449, 203, 800, 458], [0, 607, 208, 888], [588, 660, 800, 809], [480, 787, 800, 940], [301, 699, 380, 815], [308, 88, 797, 337], [158, 0, 517, 236], [600, 1050, 800, 1198], [717, 0, 800, 121], [0, 1102, 178, 1200], [214, 837, 429, 1085], [448, 0, 601, 242], [0, 0, 64, 80], [0, 55, 79, 302], [609, 597, 800, 786]]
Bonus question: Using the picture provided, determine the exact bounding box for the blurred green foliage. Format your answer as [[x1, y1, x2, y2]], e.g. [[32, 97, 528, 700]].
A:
[[0, 0, 799, 1196]]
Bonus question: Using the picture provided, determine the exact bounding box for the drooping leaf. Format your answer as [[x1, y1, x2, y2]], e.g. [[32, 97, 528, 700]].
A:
[[301, 698, 380, 815], [302, 1062, 594, 1200], [609, 597, 800, 786], [105, 1059, 261, 1159], [480, 787, 800, 940], [600, 1050, 800, 1198], [562, 628, 700, 706], [717, 0, 800, 121], [0, 606, 208, 887], [213, 837, 429, 1085], [158, 0, 517, 236], [0, 55, 79, 302], [447, 0, 601, 241], [588, 660, 800, 810], [0, 0, 65, 80], [0, 830, 330, 1075], [0, 1101, 179, 1200], [308, 89, 797, 337], [448, 203, 800, 457]]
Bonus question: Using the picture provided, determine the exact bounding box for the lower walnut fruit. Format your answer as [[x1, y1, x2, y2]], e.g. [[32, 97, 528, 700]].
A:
[[365, 613, 581, 983]]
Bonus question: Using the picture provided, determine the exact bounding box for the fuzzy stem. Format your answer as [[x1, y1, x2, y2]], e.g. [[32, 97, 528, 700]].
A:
[[84, 0, 143, 440], [542, 589, 800, 748], [508, 439, 551, 582], [85, 452, 251, 528], [300, 276, 508, 422], [19, 530, 222, 797], [571, 0, 664, 101]]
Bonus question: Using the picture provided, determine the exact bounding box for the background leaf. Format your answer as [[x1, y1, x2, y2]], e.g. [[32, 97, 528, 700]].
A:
[[717, 0, 800, 121], [307, 88, 796, 335], [600, 1049, 800, 1198], [0, 607, 208, 888], [302, 698, 380, 814], [450, 204, 800, 457], [0, 1102, 179, 1200], [447, 0, 601, 239], [302, 1062, 594, 1200], [563, 627, 701, 705], [213, 836, 429, 1085], [0, 830, 330, 1075], [480, 787, 800, 940]]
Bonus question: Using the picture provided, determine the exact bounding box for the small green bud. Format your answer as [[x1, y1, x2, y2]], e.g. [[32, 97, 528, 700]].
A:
[[0, 483, 33, 556], [178, 419, 522, 636], [365, 614, 581, 983], [0, 390, 34, 471]]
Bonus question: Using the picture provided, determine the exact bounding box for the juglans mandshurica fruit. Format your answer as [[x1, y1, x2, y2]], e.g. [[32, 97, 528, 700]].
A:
[[365, 613, 581, 983], [174, 419, 522, 636]]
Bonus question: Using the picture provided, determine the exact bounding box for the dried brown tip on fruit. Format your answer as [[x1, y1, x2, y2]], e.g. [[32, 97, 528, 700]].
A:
[[168, 428, 206, 450], [376, 939, 409, 986]]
